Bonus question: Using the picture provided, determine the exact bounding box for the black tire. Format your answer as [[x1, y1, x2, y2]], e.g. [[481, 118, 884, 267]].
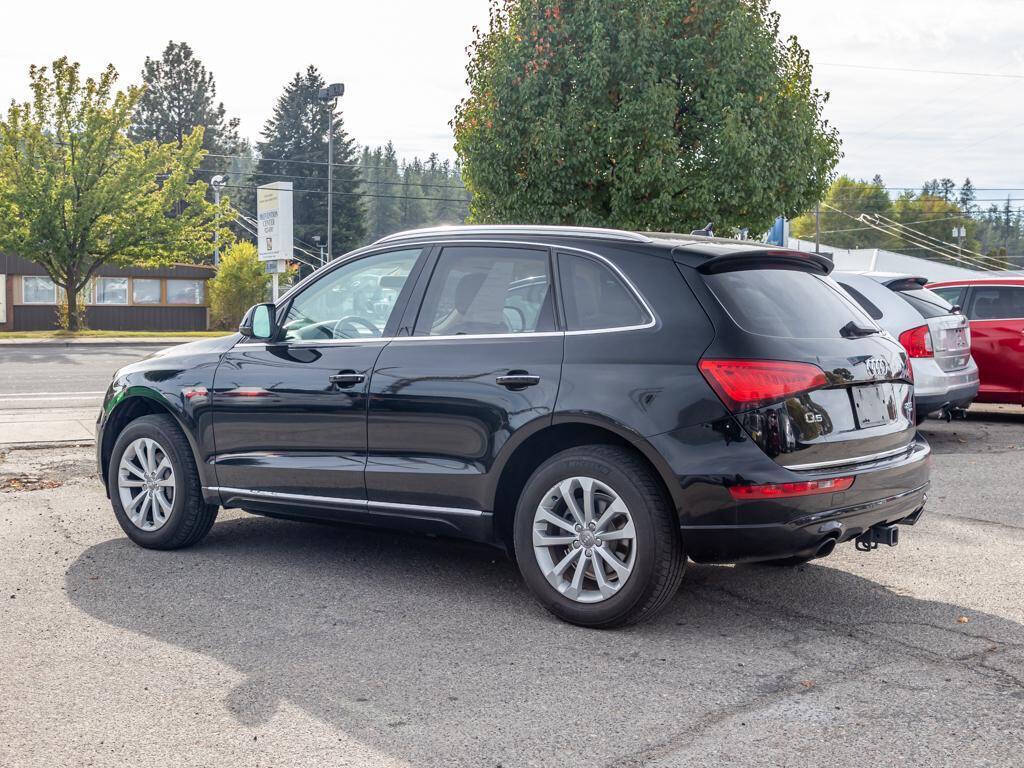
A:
[[107, 414, 218, 550], [513, 445, 685, 628]]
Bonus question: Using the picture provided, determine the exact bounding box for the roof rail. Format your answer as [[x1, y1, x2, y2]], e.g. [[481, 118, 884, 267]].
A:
[[375, 225, 653, 244]]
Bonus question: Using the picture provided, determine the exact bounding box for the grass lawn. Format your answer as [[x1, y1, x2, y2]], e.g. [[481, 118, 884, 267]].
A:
[[0, 330, 229, 339]]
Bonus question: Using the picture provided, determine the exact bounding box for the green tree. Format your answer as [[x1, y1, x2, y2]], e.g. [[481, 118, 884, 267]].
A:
[[256, 66, 365, 268], [208, 240, 269, 328], [130, 42, 243, 155], [453, 0, 840, 233], [890, 193, 974, 264], [791, 175, 891, 249], [130, 41, 254, 216], [0, 58, 230, 330]]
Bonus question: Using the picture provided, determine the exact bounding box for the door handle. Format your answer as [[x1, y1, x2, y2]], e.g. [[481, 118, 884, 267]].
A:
[[496, 372, 540, 390], [329, 371, 366, 388]]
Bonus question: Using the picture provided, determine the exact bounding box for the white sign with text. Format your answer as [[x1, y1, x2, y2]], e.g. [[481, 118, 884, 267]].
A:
[[257, 182, 294, 262]]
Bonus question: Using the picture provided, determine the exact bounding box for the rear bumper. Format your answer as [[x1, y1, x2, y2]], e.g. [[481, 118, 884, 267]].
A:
[[912, 358, 979, 415], [915, 381, 979, 416], [679, 433, 931, 563]]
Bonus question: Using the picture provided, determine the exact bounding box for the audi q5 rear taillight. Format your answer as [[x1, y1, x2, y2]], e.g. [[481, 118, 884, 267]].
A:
[[698, 359, 828, 412], [898, 325, 934, 358]]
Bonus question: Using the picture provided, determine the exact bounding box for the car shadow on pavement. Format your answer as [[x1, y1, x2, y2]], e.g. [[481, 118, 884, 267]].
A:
[[65, 515, 1024, 766]]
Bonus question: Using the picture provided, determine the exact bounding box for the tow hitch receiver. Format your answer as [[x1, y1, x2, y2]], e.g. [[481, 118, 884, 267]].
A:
[[856, 524, 900, 552]]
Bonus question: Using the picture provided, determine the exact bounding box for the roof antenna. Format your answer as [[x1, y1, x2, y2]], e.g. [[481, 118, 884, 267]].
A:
[[690, 222, 714, 237]]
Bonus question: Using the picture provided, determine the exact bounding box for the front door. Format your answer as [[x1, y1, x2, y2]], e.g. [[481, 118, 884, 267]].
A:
[[211, 247, 427, 502], [967, 284, 1024, 405], [366, 244, 564, 522]]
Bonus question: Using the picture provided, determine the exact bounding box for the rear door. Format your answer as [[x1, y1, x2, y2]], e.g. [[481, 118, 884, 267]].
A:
[[365, 243, 563, 518], [966, 285, 1024, 404], [691, 263, 915, 469]]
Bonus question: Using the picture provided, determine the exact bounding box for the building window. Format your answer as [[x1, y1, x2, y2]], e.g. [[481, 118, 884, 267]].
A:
[[133, 278, 162, 305], [95, 277, 129, 305], [167, 279, 205, 305], [23, 276, 57, 304]]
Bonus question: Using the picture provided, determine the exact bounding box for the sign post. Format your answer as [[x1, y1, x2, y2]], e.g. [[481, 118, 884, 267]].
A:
[[257, 181, 294, 301]]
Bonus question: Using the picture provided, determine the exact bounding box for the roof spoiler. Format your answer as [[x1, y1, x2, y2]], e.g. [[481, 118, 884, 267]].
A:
[[692, 249, 834, 276], [881, 276, 928, 290]]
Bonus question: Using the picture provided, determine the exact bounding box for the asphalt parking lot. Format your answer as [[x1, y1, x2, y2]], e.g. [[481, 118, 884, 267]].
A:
[[1, 410, 1023, 767]]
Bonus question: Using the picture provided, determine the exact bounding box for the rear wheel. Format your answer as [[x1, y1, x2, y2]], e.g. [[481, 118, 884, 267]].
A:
[[108, 414, 218, 550], [513, 445, 684, 628]]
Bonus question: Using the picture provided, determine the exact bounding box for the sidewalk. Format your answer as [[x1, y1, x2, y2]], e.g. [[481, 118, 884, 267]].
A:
[[0, 407, 97, 448], [0, 335, 227, 349]]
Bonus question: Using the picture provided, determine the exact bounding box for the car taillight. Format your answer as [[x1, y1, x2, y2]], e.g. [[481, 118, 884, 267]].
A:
[[729, 476, 854, 500], [899, 325, 933, 358], [698, 359, 828, 412]]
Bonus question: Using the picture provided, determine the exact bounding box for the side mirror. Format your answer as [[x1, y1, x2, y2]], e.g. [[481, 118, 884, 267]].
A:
[[239, 303, 278, 340]]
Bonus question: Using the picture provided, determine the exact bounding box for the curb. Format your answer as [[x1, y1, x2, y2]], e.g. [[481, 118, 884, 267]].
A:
[[0, 439, 96, 450], [0, 338, 222, 349]]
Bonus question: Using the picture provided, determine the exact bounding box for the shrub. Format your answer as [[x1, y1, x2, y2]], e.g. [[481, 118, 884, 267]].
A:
[[208, 241, 270, 330]]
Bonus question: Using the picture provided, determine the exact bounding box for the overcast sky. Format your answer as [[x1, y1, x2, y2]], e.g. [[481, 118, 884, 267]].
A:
[[2, 1, 1022, 201]]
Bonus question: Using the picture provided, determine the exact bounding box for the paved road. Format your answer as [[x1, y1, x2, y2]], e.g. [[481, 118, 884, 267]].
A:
[[0, 346, 155, 411], [0, 413, 1022, 767]]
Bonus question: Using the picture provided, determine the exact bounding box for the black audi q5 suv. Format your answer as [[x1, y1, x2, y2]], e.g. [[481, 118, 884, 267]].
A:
[[97, 225, 929, 627]]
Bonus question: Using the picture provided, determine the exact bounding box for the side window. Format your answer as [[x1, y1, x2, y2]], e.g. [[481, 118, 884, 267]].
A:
[[558, 252, 650, 331], [969, 286, 1024, 320], [932, 286, 964, 309], [414, 246, 554, 336], [282, 248, 421, 341], [836, 281, 884, 320]]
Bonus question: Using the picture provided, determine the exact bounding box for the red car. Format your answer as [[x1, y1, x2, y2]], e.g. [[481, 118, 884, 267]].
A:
[[929, 278, 1024, 406]]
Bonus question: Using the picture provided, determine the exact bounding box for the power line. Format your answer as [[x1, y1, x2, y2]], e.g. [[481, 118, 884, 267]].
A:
[[820, 202, 1015, 272], [817, 62, 1024, 80], [196, 164, 470, 192], [205, 151, 464, 176], [868, 213, 1015, 271], [214, 181, 470, 204]]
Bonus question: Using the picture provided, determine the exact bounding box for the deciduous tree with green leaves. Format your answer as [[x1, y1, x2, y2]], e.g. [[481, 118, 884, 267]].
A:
[[791, 175, 891, 249], [453, 0, 841, 234], [0, 58, 230, 330]]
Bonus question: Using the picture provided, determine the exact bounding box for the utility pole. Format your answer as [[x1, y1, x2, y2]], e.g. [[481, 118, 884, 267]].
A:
[[814, 202, 821, 254], [211, 175, 226, 267], [317, 82, 345, 261], [954, 223, 966, 259], [312, 235, 326, 268]]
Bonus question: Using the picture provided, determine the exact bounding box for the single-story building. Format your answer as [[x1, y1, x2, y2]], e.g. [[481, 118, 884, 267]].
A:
[[0, 253, 215, 332]]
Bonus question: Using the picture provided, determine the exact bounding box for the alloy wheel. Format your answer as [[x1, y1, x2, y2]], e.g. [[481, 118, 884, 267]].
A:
[[117, 437, 176, 532], [532, 476, 637, 603]]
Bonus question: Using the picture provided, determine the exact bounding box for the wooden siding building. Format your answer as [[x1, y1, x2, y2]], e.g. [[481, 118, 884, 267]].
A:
[[0, 253, 214, 332]]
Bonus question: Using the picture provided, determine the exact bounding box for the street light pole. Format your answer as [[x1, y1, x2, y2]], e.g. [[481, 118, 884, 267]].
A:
[[211, 175, 226, 267], [317, 83, 345, 262]]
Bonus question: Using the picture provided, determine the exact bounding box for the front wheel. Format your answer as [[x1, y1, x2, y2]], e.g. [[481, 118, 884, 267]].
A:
[[108, 414, 218, 550], [513, 445, 685, 628]]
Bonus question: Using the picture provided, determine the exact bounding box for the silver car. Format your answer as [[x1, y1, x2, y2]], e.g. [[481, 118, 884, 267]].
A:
[[833, 272, 979, 422]]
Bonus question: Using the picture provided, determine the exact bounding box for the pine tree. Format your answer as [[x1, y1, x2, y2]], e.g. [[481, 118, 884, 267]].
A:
[[959, 178, 976, 213], [256, 66, 365, 267], [131, 42, 243, 161]]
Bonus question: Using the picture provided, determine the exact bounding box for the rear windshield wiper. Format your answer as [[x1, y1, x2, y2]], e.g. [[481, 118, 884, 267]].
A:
[[839, 321, 879, 339]]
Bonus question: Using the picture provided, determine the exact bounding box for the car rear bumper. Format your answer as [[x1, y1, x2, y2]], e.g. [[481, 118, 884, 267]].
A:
[[678, 432, 931, 563], [915, 381, 979, 416]]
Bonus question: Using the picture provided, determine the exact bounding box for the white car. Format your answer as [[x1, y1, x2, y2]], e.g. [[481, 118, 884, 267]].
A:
[[833, 272, 979, 423]]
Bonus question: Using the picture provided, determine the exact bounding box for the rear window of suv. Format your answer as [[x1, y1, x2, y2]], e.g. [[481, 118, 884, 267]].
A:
[[704, 268, 875, 339]]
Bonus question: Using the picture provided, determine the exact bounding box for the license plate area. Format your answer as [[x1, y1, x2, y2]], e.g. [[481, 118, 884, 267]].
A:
[[940, 327, 969, 351], [851, 383, 898, 428]]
